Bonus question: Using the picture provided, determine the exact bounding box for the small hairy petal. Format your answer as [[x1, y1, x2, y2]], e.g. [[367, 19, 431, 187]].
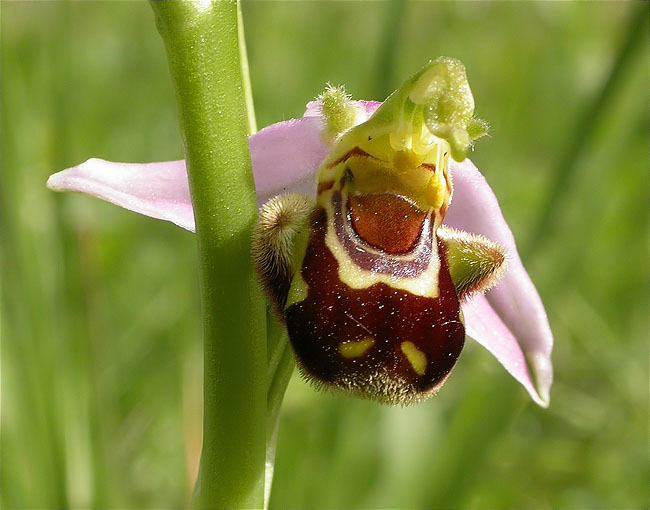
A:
[[446, 158, 553, 406], [46, 158, 196, 231]]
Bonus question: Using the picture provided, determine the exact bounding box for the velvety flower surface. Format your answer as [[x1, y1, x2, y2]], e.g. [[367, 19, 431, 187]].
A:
[[47, 100, 553, 406]]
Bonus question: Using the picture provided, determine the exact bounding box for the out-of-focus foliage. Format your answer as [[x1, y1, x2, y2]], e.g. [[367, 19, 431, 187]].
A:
[[1, 2, 647, 509]]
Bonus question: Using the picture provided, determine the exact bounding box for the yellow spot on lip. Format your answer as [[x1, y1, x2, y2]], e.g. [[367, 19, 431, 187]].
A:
[[425, 173, 447, 210], [401, 341, 427, 375], [339, 337, 375, 359]]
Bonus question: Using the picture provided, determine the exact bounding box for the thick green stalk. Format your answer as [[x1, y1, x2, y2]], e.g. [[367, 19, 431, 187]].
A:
[[150, 2, 266, 508]]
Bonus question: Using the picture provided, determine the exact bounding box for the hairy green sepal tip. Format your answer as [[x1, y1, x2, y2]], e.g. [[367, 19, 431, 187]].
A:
[[439, 227, 507, 299], [320, 84, 363, 137]]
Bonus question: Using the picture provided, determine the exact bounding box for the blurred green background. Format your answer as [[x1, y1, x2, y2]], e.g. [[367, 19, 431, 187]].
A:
[[1, 1, 648, 508]]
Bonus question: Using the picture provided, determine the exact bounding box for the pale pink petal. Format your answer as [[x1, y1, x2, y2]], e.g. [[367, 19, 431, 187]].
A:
[[47, 158, 196, 232], [446, 158, 553, 406], [249, 116, 329, 204], [462, 295, 547, 407], [47, 116, 331, 231]]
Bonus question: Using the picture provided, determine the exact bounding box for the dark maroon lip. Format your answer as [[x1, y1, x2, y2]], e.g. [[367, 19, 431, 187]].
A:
[[285, 206, 465, 402]]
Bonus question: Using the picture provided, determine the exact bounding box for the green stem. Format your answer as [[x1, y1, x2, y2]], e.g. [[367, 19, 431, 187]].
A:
[[150, 2, 266, 508]]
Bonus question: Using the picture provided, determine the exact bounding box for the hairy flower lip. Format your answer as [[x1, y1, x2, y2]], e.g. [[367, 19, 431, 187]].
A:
[[47, 99, 553, 407]]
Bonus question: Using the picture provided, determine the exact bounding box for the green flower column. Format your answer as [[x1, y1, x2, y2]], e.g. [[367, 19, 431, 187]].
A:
[[150, 2, 265, 508]]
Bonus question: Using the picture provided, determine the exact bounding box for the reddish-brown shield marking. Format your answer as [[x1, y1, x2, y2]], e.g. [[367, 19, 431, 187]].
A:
[[285, 193, 465, 404], [349, 193, 426, 254]]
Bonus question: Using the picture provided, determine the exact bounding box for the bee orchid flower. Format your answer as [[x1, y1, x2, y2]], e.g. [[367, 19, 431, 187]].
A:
[[47, 58, 553, 407]]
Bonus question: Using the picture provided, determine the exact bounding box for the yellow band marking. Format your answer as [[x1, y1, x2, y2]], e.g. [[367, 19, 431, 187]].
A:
[[339, 337, 375, 359], [400, 341, 427, 376]]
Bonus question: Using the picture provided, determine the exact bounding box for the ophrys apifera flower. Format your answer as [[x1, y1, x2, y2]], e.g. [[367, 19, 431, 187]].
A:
[[48, 57, 553, 406]]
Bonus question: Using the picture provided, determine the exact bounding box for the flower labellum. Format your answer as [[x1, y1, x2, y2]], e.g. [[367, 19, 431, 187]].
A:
[[47, 57, 553, 407], [253, 58, 506, 405]]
